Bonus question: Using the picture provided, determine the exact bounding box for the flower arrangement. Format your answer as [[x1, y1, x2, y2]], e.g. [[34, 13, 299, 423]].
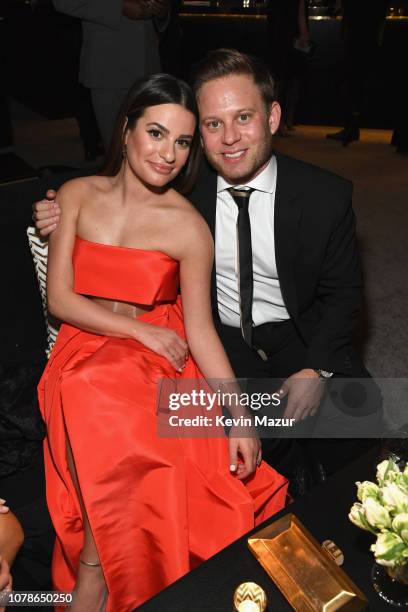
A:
[[349, 458, 408, 568]]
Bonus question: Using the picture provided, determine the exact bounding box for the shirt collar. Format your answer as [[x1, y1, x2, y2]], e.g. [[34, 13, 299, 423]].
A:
[[216, 155, 276, 195]]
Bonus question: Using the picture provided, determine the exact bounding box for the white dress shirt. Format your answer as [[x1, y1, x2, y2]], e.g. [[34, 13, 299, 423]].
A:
[[215, 156, 290, 328]]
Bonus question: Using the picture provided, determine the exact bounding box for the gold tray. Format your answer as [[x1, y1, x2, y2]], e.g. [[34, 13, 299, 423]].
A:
[[247, 514, 368, 611]]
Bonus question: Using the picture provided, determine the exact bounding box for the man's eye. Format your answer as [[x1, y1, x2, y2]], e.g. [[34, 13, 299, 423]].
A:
[[148, 129, 162, 139], [239, 113, 250, 122], [207, 120, 220, 129]]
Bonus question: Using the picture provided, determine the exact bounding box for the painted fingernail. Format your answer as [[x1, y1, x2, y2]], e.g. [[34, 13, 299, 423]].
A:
[[230, 464, 237, 472], [0, 506, 9, 512]]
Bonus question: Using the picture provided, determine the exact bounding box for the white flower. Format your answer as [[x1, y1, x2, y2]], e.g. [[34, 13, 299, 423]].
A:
[[350, 460, 408, 566], [392, 514, 408, 544], [395, 471, 408, 493], [349, 503, 376, 533], [377, 459, 400, 483], [364, 497, 392, 530], [371, 532, 407, 567], [356, 480, 380, 503], [382, 483, 408, 514]]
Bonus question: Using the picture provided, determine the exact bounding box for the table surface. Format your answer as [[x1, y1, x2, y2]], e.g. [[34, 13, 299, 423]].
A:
[[137, 447, 394, 611]]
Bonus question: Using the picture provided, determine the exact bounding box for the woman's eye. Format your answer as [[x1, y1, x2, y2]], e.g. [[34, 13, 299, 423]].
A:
[[148, 129, 162, 139], [177, 139, 191, 149]]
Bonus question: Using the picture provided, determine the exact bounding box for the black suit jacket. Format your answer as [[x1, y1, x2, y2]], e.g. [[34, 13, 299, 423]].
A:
[[188, 153, 362, 376]]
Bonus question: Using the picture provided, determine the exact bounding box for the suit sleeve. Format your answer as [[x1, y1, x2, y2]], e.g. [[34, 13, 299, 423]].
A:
[[52, 0, 122, 30], [304, 183, 363, 374]]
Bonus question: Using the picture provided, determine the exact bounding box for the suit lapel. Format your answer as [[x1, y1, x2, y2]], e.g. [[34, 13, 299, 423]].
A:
[[190, 159, 217, 237], [189, 160, 218, 309], [274, 153, 302, 319]]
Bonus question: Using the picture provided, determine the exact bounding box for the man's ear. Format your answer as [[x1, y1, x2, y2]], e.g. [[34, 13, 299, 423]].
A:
[[269, 101, 281, 135]]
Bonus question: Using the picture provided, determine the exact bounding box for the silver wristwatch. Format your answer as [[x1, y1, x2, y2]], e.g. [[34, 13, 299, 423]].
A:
[[314, 369, 334, 380]]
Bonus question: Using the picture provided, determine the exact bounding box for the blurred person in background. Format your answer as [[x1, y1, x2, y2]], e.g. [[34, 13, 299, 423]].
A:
[[390, 6, 408, 157], [52, 0, 169, 152], [159, 0, 183, 78], [327, 0, 388, 145], [267, 0, 310, 134]]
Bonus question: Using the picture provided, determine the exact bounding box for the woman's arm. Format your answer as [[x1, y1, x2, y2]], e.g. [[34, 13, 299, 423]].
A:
[[179, 215, 261, 478], [179, 222, 234, 381], [47, 180, 187, 371]]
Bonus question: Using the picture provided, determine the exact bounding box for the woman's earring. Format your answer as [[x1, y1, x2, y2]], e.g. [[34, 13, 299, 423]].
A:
[[122, 145, 127, 161]]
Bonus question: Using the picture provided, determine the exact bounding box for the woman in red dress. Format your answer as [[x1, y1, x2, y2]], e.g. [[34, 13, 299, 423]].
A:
[[38, 74, 288, 612]]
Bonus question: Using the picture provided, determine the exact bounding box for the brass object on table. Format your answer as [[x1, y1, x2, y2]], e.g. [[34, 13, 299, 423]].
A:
[[233, 581, 267, 612], [247, 514, 368, 611], [322, 540, 344, 567]]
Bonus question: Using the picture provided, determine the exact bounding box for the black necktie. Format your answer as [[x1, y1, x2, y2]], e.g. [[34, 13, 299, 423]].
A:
[[228, 188, 255, 347]]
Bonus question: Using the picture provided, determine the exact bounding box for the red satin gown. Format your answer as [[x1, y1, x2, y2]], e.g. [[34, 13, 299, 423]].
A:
[[38, 236, 288, 612]]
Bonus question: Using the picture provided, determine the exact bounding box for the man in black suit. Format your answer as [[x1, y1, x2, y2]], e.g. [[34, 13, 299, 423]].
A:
[[191, 50, 365, 378], [189, 50, 376, 482], [33, 49, 373, 485]]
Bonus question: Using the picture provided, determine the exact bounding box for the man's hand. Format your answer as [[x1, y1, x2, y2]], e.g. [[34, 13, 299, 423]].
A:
[[281, 369, 324, 422], [123, 0, 152, 20], [146, 0, 169, 18], [229, 427, 262, 480], [32, 190, 60, 236], [123, 0, 169, 21]]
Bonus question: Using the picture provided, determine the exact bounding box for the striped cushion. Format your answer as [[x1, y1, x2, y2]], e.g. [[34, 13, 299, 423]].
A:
[[26, 227, 60, 356]]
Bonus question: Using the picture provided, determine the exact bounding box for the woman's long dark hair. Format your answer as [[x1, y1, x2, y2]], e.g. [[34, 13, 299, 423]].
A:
[[101, 73, 201, 194]]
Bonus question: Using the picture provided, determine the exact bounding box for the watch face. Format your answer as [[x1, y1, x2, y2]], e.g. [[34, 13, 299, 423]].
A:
[[319, 369, 334, 379]]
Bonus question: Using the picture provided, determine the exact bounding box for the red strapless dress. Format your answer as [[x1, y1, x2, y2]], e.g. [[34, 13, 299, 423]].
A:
[[38, 236, 288, 612]]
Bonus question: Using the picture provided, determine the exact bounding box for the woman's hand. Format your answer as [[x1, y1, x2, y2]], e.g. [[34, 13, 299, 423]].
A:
[[228, 428, 262, 481], [134, 321, 188, 372]]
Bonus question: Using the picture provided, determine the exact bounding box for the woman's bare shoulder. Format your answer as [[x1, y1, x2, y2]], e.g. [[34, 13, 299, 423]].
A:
[[57, 175, 111, 208], [166, 191, 213, 253], [165, 189, 208, 225]]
